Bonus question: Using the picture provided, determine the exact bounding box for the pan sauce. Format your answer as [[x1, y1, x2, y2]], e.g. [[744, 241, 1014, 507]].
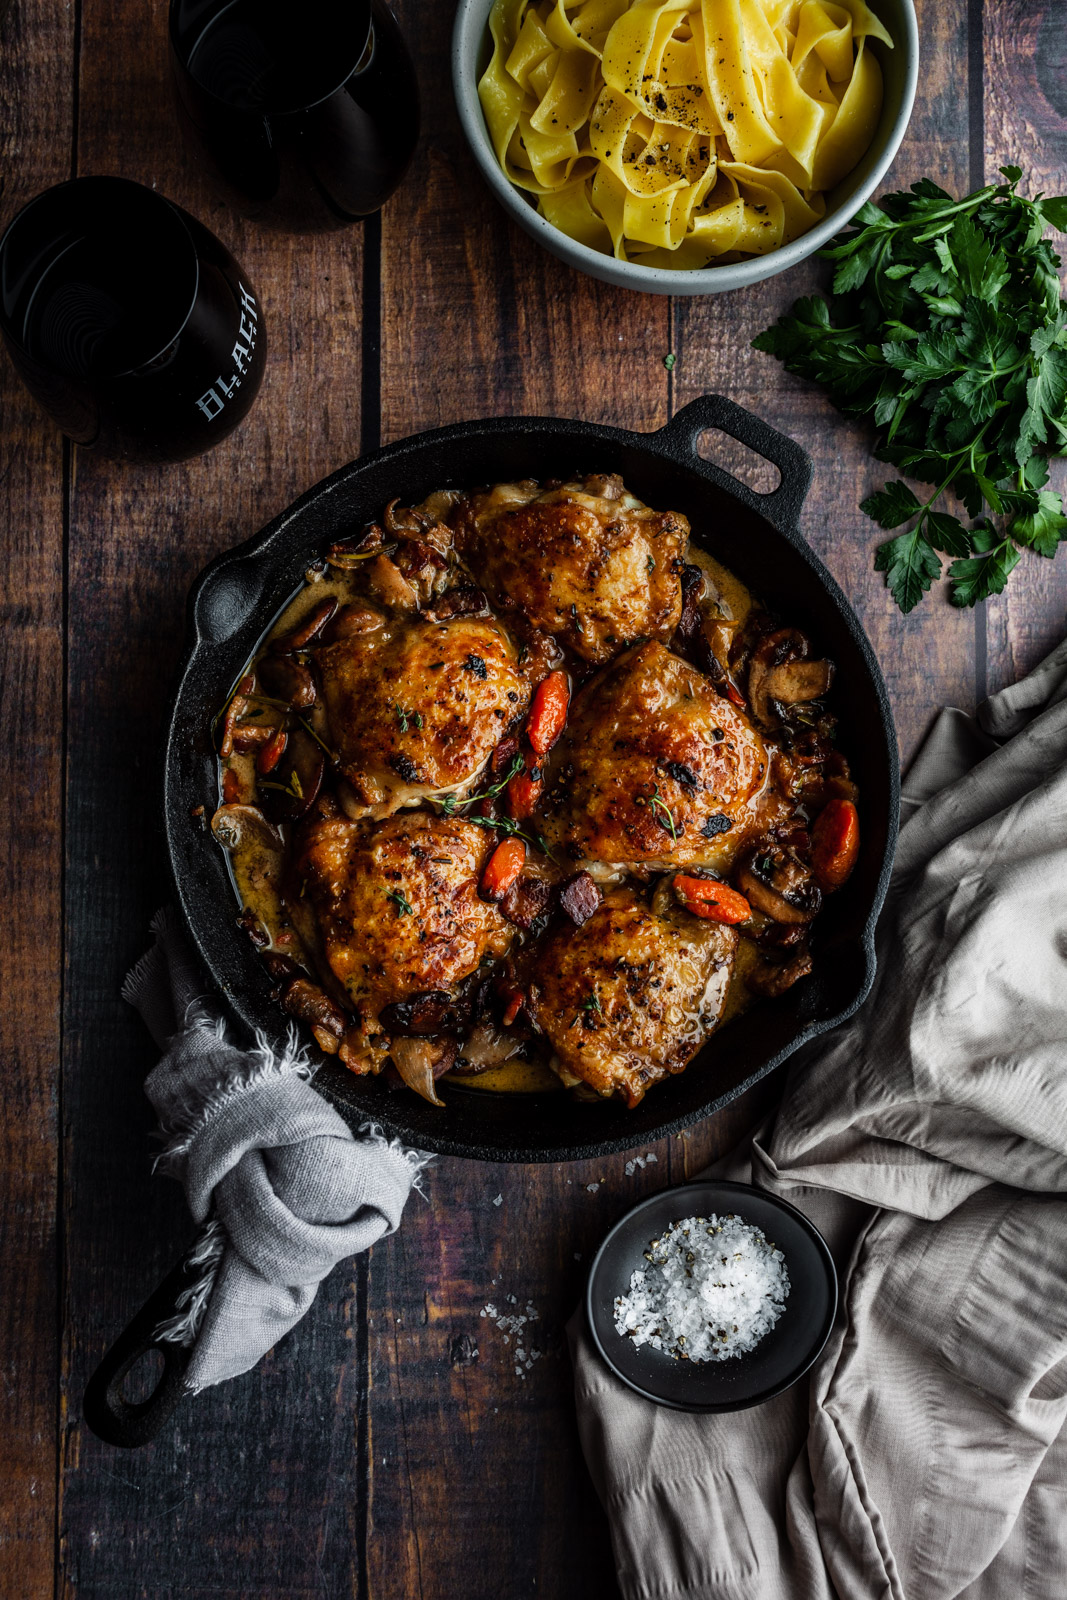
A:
[[211, 476, 857, 1106]]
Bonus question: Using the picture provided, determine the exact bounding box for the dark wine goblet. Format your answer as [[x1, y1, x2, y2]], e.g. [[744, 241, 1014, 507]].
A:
[[0, 175, 266, 463], [169, 0, 420, 231]]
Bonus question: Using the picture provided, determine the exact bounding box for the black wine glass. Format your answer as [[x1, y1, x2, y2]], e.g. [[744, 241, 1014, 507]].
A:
[[0, 175, 266, 463], [169, 0, 420, 231]]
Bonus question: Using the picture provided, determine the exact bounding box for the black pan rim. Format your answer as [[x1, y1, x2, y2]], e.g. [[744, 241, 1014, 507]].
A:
[[164, 398, 900, 1163], [584, 1178, 839, 1412]]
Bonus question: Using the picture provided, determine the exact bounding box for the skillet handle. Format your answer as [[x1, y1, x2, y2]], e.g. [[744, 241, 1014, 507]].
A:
[[656, 394, 813, 534], [83, 1250, 201, 1448]]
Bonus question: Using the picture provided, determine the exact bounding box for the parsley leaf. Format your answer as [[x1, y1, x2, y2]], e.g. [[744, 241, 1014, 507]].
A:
[[874, 529, 942, 613], [948, 525, 1022, 607], [861, 481, 921, 528], [753, 167, 1067, 614], [1010, 489, 1067, 556]]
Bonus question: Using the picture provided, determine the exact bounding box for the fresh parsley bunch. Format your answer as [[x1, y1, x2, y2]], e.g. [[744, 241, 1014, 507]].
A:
[[753, 168, 1067, 612]]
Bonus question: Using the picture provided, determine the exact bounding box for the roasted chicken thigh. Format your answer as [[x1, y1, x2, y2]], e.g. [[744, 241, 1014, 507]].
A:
[[542, 640, 768, 866], [314, 612, 529, 814], [292, 812, 514, 1069], [451, 476, 688, 663], [528, 888, 737, 1107]]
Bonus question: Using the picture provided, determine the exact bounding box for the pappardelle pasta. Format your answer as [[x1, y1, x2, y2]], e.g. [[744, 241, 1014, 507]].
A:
[[478, 0, 892, 269]]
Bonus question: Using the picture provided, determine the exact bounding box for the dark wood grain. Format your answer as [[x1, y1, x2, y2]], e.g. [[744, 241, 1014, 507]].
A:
[[0, 0, 73, 1593], [379, 0, 669, 442], [53, 3, 371, 1596], [983, 2, 1067, 698]]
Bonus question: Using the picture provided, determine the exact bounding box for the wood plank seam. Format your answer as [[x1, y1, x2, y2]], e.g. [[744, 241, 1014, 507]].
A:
[[54, 4, 81, 1589], [969, 0, 988, 705]]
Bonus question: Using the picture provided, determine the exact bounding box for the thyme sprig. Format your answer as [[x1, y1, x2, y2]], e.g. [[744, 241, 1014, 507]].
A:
[[438, 754, 524, 817], [647, 783, 679, 840]]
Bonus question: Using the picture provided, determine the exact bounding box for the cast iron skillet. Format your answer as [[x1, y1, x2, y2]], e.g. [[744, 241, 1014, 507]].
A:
[[84, 394, 899, 1448], [167, 392, 898, 1160]]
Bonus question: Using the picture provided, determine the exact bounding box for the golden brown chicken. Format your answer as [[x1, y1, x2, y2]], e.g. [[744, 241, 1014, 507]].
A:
[[291, 812, 514, 1073], [528, 887, 737, 1106], [541, 640, 768, 867], [314, 612, 530, 814], [451, 476, 688, 664]]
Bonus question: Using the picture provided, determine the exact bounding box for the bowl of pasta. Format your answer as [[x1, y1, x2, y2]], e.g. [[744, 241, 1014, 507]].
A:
[[452, 0, 918, 293]]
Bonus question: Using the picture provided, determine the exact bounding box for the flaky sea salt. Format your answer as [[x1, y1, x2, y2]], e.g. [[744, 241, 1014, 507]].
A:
[[613, 1213, 789, 1362]]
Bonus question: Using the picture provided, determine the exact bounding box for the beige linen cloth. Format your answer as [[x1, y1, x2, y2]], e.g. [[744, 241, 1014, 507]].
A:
[[570, 638, 1067, 1600]]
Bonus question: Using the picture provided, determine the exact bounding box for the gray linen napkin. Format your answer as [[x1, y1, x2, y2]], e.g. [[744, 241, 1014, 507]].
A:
[[122, 909, 429, 1392], [570, 637, 1067, 1600]]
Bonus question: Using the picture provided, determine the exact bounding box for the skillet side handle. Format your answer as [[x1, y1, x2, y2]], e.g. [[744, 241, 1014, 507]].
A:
[[656, 394, 813, 534], [83, 1253, 198, 1449]]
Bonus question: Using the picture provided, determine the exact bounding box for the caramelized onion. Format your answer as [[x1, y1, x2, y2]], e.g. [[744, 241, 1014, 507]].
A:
[[391, 1037, 446, 1106], [453, 1024, 523, 1074]]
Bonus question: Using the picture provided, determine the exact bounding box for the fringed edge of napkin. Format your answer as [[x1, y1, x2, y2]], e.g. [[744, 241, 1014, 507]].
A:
[[154, 1123, 433, 1348], [152, 1024, 316, 1174]]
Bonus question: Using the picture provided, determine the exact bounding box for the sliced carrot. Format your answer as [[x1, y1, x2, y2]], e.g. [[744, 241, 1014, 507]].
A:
[[811, 798, 859, 889], [501, 988, 525, 1027], [527, 670, 570, 756], [257, 727, 289, 776], [724, 681, 746, 709], [480, 837, 527, 901], [506, 766, 543, 820], [673, 874, 751, 925], [222, 766, 243, 805]]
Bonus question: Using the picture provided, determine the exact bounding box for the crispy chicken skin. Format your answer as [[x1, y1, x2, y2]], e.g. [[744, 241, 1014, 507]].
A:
[[293, 813, 513, 1051], [541, 641, 767, 865], [314, 614, 529, 813], [451, 477, 688, 663], [528, 888, 737, 1107]]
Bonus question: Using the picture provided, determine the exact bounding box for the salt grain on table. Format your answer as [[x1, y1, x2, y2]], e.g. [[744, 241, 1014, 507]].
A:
[[480, 1295, 546, 1380]]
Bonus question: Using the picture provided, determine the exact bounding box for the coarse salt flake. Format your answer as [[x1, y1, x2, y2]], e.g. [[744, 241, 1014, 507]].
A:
[[613, 1213, 789, 1363]]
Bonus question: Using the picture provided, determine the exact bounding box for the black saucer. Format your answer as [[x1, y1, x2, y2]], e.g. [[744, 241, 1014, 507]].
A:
[[585, 1179, 838, 1412]]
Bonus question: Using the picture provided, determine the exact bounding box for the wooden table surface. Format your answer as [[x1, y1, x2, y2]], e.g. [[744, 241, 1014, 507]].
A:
[[1, 0, 1065, 1595]]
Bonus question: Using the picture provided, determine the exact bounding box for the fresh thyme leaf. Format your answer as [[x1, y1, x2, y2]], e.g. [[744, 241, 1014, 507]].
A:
[[647, 783, 678, 841], [296, 714, 338, 763], [663, 352, 676, 371], [394, 703, 424, 733], [386, 890, 414, 916], [259, 770, 305, 801], [753, 167, 1067, 614], [437, 755, 524, 819], [464, 814, 538, 848]]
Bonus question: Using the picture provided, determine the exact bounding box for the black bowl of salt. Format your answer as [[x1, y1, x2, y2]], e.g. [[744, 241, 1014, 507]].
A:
[[585, 1180, 837, 1412]]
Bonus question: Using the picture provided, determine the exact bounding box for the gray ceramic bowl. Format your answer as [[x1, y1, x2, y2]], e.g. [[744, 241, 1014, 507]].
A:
[[586, 1181, 838, 1411], [452, 0, 918, 295]]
